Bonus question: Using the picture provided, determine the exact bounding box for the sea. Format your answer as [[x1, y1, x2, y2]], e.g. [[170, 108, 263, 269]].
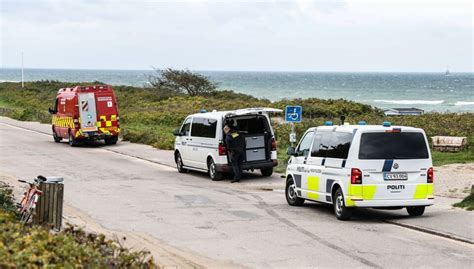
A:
[[1, 68, 473, 113]]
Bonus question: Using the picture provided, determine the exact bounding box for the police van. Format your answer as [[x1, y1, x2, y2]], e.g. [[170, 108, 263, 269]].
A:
[[173, 108, 281, 180], [285, 121, 434, 220]]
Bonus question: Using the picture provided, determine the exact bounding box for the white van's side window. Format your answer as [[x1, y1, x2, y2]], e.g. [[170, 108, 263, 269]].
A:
[[312, 132, 352, 159], [310, 132, 323, 157], [315, 131, 332, 157], [296, 131, 314, 157], [327, 132, 353, 159], [191, 117, 217, 138], [181, 118, 192, 136]]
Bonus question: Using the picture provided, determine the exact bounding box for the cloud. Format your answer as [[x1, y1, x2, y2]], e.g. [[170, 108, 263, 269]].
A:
[[1, 0, 472, 71], [295, 0, 472, 27]]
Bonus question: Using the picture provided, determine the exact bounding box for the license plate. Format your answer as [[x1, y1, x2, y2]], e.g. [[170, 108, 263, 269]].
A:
[[83, 127, 98, 132], [383, 172, 408, 180]]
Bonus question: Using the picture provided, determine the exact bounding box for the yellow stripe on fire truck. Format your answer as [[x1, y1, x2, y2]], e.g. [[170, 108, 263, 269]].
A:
[[52, 116, 74, 128]]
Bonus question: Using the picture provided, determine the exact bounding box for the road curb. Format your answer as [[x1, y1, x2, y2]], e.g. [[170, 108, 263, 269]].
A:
[[384, 220, 474, 245]]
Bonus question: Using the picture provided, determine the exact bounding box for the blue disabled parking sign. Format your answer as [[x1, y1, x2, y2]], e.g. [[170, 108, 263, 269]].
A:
[[285, 106, 302, 122]]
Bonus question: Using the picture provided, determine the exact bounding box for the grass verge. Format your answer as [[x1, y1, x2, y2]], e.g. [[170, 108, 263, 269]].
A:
[[1, 81, 473, 167], [453, 193, 474, 211]]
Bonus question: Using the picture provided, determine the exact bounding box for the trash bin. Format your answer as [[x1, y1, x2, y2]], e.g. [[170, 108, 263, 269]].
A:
[[33, 177, 64, 230]]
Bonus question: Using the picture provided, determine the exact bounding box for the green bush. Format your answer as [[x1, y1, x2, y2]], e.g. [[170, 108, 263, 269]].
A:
[[0, 181, 156, 268], [453, 193, 474, 211], [1, 81, 473, 167], [0, 182, 17, 215]]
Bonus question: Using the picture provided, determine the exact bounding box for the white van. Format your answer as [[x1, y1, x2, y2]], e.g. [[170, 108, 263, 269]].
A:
[[285, 122, 434, 220], [173, 108, 281, 180]]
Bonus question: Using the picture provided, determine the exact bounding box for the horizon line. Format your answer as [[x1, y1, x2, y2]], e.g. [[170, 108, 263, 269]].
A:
[[1, 66, 473, 74]]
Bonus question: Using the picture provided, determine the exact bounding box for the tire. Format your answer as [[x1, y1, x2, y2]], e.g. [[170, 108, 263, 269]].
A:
[[333, 188, 353, 220], [260, 167, 273, 177], [68, 131, 78, 147], [208, 159, 223, 181], [104, 135, 118, 145], [53, 130, 61, 143], [20, 196, 36, 224], [406, 206, 425, 216], [285, 178, 304, 206], [175, 152, 187, 173]]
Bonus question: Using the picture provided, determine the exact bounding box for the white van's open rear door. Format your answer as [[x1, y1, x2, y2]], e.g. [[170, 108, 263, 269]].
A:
[[228, 107, 283, 117]]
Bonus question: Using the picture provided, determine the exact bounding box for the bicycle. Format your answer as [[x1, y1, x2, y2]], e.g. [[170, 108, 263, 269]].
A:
[[17, 175, 46, 224]]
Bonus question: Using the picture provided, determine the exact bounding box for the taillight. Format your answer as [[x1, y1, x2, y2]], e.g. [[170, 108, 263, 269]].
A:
[[427, 167, 434, 183], [218, 143, 227, 156], [271, 137, 277, 151], [351, 168, 362, 184]]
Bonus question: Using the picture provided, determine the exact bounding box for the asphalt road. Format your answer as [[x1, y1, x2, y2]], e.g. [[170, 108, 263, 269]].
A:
[[0, 119, 473, 268]]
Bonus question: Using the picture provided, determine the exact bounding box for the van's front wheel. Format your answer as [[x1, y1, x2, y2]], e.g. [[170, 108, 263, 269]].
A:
[[175, 153, 187, 173], [333, 188, 353, 220], [285, 178, 304, 206], [406, 206, 425, 216]]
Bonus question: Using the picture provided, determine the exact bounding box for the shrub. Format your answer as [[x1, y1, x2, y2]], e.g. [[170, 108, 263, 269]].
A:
[[0, 181, 156, 268], [148, 68, 217, 96]]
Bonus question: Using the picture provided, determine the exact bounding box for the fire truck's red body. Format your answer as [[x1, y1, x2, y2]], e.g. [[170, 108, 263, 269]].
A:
[[50, 85, 120, 146]]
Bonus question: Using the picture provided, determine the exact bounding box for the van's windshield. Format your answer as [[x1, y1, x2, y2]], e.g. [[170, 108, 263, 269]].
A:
[[359, 132, 429, 159]]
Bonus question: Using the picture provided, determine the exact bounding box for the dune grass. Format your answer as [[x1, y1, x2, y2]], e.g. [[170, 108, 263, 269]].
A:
[[0, 81, 473, 168], [453, 193, 474, 211]]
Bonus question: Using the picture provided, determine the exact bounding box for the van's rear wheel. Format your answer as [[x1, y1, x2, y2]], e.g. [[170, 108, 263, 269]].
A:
[[208, 159, 223, 181], [53, 131, 61, 143], [104, 135, 118, 145], [68, 131, 78, 147], [285, 178, 304, 206], [333, 188, 353, 220], [175, 153, 187, 173], [406, 206, 425, 216], [260, 168, 273, 177]]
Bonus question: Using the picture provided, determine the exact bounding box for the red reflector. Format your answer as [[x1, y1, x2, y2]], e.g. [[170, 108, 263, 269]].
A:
[[271, 137, 277, 151], [351, 168, 362, 184], [218, 143, 227, 156], [427, 167, 434, 183]]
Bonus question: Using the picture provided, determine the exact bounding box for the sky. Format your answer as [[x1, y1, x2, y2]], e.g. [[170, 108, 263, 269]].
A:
[[0, 0, 472, 72]]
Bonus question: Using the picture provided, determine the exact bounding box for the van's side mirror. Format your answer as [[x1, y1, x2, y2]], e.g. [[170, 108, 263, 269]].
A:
[[286, 147, 296, 156], [48, 107, 56, 114], [172, 129, 182, 136]]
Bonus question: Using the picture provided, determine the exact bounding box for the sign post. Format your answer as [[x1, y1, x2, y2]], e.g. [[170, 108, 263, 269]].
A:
[[285, 106, 302, 146]]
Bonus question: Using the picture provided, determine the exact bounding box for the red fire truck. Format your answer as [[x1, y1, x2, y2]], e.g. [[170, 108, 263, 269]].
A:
[[48, 85, 120, 146]]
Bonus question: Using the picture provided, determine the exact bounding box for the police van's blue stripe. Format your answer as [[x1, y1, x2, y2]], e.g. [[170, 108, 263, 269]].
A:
[[382, 160, 393, 172]]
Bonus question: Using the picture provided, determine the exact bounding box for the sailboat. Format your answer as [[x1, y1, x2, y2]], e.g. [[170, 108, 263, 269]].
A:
[[445, 66, 450, 76]]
